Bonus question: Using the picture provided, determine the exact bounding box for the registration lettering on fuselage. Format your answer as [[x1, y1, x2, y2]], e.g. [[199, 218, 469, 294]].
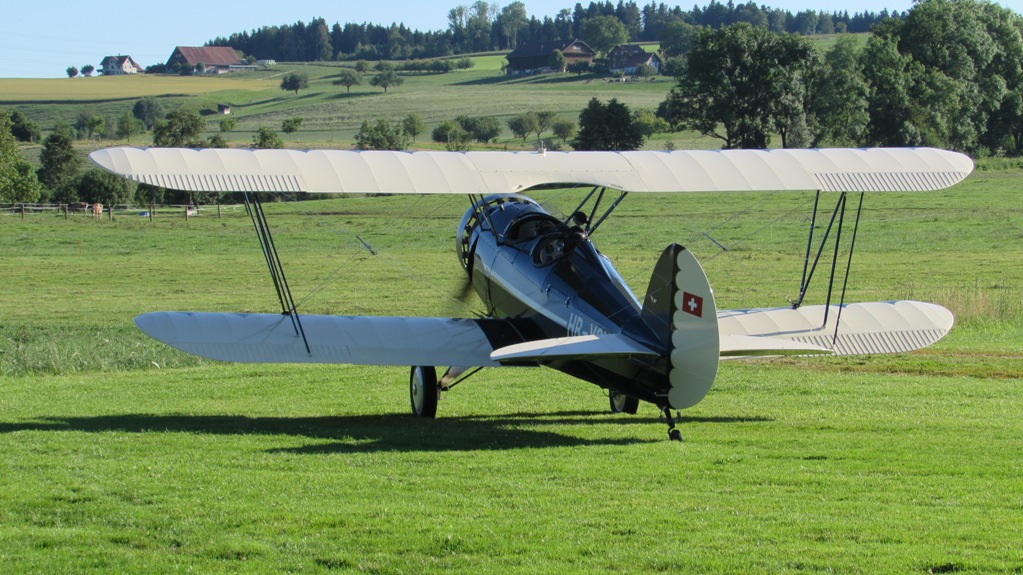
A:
[[567, 312, 608, 337]]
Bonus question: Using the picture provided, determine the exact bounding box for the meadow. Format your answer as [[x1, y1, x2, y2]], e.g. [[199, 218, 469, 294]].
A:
[[2, 56, 708, 153], [1, 161, 1021, 573]]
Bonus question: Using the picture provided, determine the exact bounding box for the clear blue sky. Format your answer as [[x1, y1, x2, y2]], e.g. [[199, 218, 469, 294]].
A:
[[2, 0, 1020, 78]]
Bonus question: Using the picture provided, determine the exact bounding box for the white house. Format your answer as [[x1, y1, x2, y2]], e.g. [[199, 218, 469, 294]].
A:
[[100, 55, 144, 75]]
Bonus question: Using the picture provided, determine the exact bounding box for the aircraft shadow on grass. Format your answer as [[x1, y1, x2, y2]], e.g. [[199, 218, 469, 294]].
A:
[[0, 412, 772, 453]]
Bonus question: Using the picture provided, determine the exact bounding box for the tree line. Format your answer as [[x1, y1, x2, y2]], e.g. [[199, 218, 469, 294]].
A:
[[656, 0, 1023, 156], [207, 1, 896, 63]]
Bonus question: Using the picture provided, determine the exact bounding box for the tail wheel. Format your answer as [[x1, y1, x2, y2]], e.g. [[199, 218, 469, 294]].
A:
[[609, 390, 639, 414], [410, 366, 439, 418]]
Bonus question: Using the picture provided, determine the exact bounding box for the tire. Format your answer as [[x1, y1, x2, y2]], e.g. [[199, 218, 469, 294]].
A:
[[609, 390, 639, 414], [410, 366, 438, 418]]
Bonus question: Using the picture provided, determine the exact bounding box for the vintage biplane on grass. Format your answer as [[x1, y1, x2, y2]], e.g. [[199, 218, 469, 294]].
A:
[[91, 146, 973, 440]]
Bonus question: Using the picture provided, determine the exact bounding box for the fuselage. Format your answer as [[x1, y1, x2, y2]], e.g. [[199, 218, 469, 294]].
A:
[[458, 195, 672, 405]]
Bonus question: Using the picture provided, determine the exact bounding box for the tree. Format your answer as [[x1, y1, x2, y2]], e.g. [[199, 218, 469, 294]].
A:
[[507, 113, 538, 141], [355, 60, 369, 73], [355, 118, 411, 150], [66, 66, 79, 78], [457, 116, 502, 143], [432, 120, 469, 151], [116, 109, 140, 142], [659, 20, 698, 58], [632, 109, 669, 139], [533, 111, 556, 140], [550, 50, 566, 73], [496, 1, 528, 49], [402, 113, 426, 142], [581, 15, 630, 55], [75, 168, 134, 206], [552, 118, 577, 144], [9, 110, 40, 142], [280, 73, 309, 95], [37, 125, 82, 200], [888, 0, 1023, 155], [219, 116, 237, 134], [333, 68, 362, 92], [861, 33, 918, 147], [132, 97, 164, 131], [768, 33, 821, 149], [572, 97, 644, 151], [567, 60, 591, 75], [85, 115, 105, 140], [281, 117, 304, 134], [0, 110, 42, 203], [81, 64, 95, 76], [657, 24, 819, 149], [370, 70, 403, 92], [807, 35, 869, 147], [152, 109, 206, 147], [135, 183, 166, 207], [252, 127, 283, 149]]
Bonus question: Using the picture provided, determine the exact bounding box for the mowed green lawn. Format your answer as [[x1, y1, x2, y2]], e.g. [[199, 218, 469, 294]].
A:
[[0, 168, 1021, 573]]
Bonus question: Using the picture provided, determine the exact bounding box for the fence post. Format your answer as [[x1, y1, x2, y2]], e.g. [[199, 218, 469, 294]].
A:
[[108, 205, 113, 221], [64, 204, 68, 220], [218, 204, 222, 219], [21, 204, 25, 220], [149, 203, 154, 223], [184, 205, 189, 221]]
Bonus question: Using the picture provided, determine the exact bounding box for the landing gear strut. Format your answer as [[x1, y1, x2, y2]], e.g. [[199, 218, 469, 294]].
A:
[[661, 407, 683, 441]]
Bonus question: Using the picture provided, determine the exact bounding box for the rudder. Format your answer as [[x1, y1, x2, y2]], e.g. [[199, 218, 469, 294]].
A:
[[641, 244, 720, 409]]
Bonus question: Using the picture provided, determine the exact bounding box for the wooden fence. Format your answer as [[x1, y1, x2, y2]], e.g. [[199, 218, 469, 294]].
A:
[[0, 203, 247, 221]]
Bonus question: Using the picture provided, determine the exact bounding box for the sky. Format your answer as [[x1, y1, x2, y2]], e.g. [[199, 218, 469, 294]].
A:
[[2, 0, 1021, 78]]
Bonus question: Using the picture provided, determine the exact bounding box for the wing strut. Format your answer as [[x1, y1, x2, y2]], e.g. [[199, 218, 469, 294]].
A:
[[564, 186, 628, 235], [243, 191, 311, 356], [790, 191, 867, 340]]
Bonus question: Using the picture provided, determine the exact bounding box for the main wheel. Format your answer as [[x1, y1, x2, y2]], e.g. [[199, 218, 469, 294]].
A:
[[609, 390, 639, 414], [410, 366, 439, 418]]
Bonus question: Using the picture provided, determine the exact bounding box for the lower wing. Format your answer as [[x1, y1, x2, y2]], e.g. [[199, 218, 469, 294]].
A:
[[717, 300, 954, 359], [135, 312, 520, 367]]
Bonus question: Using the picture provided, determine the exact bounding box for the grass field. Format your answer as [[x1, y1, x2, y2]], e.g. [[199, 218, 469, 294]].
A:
[[1, 161, 1021, 572], [2, 57, 700, 151]]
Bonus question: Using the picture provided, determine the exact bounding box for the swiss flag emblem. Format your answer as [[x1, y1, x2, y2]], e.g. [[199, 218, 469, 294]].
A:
[[681, 292, 703, 317]]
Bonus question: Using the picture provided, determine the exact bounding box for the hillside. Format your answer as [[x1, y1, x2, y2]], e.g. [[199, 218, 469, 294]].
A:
[[3, 53, 701, 153]]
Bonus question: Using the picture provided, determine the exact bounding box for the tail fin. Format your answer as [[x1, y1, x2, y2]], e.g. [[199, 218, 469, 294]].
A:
[[641, 245, 720, 409]]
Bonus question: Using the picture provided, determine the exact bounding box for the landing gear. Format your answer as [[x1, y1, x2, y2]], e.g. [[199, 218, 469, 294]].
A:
[[609, 390, 639, 414], [661, 406, 683, 441], [410, 366, 438, 418]]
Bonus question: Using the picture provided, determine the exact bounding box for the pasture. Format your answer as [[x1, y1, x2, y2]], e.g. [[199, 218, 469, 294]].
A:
[[2, 59, 693, 150], [1, 161, 1021, 573]]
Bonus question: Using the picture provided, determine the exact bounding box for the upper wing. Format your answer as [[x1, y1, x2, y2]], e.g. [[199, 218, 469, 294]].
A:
[[718, 300, 954, 358], [90, 147, 973, 195]]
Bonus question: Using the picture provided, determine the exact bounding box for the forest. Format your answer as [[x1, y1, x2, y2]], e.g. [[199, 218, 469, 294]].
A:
[[206, 0, 898, 62]]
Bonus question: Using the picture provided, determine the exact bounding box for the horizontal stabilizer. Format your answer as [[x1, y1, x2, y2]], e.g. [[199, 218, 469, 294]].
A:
[[718, 300, 954, 357], [135, 312, 502, 367], [490, 333, 659, 363]]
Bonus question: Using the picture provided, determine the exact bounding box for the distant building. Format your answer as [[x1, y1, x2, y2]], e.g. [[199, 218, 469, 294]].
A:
[[505, 39, 596, 75], [166, 46, 243, 74], [99, 55, 144, 75], [608, 45, 663, 75]]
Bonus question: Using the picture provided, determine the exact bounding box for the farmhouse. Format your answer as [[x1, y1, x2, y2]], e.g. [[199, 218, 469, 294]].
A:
[[505, 39, 596, 75], [608, 45, 663, 75], [99, 55, 144, 75], [166, 46, 243, 74]]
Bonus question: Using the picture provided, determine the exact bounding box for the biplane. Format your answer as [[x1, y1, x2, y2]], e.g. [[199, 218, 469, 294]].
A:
[[91, 146, 973, 440]]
